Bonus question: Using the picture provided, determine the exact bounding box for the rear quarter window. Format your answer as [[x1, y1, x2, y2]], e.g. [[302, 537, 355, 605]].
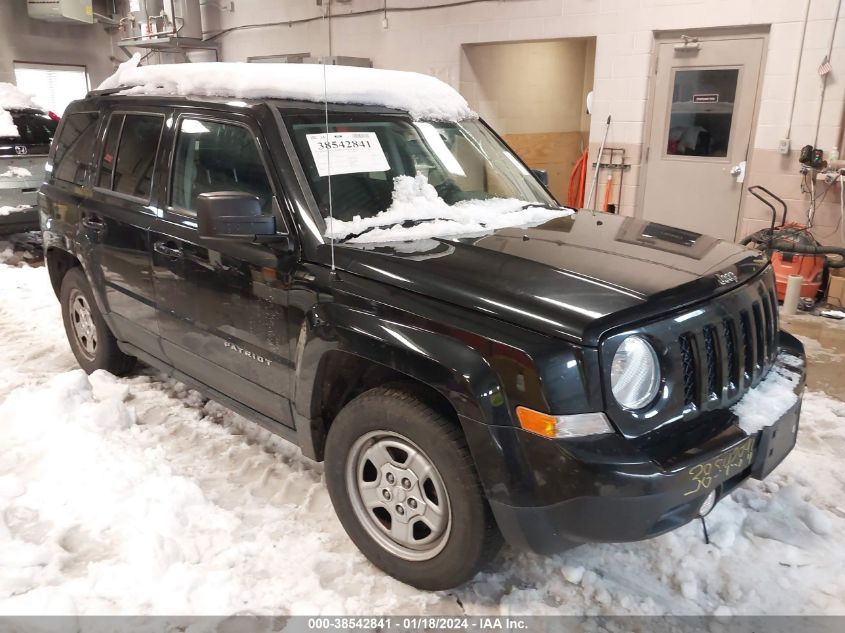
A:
[[52, 112, 100, 186]]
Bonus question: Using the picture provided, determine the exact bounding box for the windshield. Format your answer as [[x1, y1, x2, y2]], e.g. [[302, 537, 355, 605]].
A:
[[285, 113, 564, 242]]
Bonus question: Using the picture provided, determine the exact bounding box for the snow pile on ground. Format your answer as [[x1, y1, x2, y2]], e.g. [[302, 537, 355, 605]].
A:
[[326, 174, 574, 243], [732, 353, 803, 434], [1, 262, 844, 616], [0, 83, 39, 137], [98, 56, 475, 122], [1, 166, 32, 178]]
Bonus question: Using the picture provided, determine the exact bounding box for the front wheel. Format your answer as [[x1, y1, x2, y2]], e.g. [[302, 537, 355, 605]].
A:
[[325, 387, 501, 590]]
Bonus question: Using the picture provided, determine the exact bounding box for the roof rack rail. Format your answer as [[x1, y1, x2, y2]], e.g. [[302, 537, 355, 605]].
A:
[[85, 88, 190, 100], [86, 87, 126, 97]]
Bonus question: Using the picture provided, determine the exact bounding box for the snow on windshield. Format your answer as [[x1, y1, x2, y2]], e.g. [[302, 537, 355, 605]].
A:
[[324, 173, 574, 244], [98, 55, 475, 122], [0, 82, 39, 137]]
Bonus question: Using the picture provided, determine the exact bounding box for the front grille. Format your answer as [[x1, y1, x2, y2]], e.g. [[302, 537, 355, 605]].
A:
[[677, 277, 779, 412], [679, 335, 696, 405], [722, 318, 737, 388], [702, 325, 719, 398]]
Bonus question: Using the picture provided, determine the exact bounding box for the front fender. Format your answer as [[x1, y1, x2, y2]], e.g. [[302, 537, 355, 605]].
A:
[[294, 302, 513, 427]]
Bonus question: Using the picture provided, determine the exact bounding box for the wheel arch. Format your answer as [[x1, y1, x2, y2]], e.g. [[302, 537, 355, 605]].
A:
[[292, 303, 511, 461], [45, 246, 82, 298]]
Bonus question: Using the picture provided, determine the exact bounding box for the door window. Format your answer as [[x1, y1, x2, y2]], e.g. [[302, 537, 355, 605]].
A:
[[666, 68, 739, 158], [96, 113, 163, 199], [98, 113, 122, 189], [111, 114, 163, 199], [52, 112, 99, 186], [171, 118, 273, 215]]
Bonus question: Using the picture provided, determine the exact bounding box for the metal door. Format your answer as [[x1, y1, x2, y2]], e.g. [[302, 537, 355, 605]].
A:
[[642, 36, 765, 241]]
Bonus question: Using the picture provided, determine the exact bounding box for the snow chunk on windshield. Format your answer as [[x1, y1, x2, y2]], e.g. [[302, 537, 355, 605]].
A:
[[98, 56, 475, 122], [0, 82, 40, 138], [732, 353, 804, 435], [325, 174, 574, 244]]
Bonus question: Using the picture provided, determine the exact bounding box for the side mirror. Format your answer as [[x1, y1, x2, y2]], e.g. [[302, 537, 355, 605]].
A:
[[196, 191, 280, 242], [531, 168, 549, 187]]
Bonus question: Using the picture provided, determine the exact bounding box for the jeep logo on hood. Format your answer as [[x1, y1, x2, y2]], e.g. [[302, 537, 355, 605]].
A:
[[716, 271, 739, 285]]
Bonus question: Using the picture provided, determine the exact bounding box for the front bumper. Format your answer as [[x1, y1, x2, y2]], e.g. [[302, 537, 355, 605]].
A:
[[479, 331, 806, 555]]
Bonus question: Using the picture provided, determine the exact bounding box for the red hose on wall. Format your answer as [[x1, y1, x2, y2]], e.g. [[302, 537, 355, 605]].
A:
[[568, 149, 588, 208]]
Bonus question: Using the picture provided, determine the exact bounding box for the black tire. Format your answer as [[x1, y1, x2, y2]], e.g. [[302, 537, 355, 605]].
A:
[[60, 267, 136, 376], [325, 387, 502, 590]]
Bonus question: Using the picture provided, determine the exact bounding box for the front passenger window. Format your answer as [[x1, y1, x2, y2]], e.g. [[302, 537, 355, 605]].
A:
[[171, 118, 273, 215]]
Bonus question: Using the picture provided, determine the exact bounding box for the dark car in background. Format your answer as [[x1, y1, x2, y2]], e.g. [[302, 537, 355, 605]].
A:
[[0, 108, 57, 233]]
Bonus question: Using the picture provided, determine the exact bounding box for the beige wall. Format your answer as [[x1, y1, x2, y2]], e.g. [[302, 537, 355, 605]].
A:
[[0, 0, 118, 88], [197, 0, 845, 245], [459, 38, 594, 201], [461, 39, 592, 134]]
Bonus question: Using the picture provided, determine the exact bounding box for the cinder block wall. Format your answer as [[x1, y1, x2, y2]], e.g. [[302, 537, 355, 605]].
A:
[[202, 0, 845, 245]]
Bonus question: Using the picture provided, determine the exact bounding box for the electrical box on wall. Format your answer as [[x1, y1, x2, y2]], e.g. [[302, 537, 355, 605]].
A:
[[26, 0, 94, 24]]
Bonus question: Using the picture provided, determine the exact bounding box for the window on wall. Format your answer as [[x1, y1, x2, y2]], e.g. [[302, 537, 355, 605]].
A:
[[13, 63, 90, 115], [665, 68, 739, 158]]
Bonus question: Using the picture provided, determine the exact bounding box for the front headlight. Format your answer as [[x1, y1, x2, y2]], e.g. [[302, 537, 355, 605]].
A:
[[610, 335, 660, 410]]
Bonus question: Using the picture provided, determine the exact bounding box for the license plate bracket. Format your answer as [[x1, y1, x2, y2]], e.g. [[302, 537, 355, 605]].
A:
[[751, 400, 801, 479]]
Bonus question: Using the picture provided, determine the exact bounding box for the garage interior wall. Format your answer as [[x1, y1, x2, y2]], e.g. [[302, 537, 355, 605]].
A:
[[0, 0, 117, 89], [460, 39, 595, 201]]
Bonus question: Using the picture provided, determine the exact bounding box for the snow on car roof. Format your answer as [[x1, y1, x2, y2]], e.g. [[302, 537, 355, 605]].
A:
[[97, 55, 476, 122], [0, 82, 40, 137]]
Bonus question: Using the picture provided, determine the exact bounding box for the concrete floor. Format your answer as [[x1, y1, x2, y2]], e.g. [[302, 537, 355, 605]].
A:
[[781, 311, 845, 399]]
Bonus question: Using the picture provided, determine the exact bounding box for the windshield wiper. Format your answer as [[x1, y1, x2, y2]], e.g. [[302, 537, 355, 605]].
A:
[[336, 218, 457, 243], [515, 202, 567, 212]]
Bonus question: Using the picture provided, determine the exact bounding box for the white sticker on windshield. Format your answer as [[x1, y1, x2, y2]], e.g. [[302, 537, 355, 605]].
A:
[[306, 132, 390, 177]]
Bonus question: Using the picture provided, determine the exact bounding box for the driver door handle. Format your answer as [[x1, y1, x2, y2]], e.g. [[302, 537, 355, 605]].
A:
[[154, 241, 182, 259]]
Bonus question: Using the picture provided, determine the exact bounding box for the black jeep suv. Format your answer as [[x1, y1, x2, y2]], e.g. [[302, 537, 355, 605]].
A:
[[40, 81, 805, 590]]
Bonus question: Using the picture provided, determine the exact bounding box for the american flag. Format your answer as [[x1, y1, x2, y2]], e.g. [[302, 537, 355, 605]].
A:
[[819, 55, 832, 76]]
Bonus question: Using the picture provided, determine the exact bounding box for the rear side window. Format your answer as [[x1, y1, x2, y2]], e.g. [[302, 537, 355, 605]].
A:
[[52, 112, 99, 186], [97, 113, 163, 200], [98, 114, 122, 189], [171, 118, 273, 214], [1, 112, 57, 146]]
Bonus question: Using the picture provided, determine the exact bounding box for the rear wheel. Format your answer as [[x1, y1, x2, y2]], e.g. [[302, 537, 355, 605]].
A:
[[60, 267, 136, 375], [325, 387, 501, 590]]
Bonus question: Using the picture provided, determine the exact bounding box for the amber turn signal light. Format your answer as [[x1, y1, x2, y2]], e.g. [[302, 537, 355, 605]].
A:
[[515, 406, 557, 438]]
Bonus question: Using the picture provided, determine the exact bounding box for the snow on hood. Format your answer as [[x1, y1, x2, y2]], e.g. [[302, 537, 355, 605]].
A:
[[98, 55, 476, 122], [325, 174, 574, 244], [0, 82, 39, 138]]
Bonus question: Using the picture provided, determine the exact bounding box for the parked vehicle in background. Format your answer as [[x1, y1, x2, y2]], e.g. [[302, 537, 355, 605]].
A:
[[40, 62, 806, 590], [1, 84, 58, 234]]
